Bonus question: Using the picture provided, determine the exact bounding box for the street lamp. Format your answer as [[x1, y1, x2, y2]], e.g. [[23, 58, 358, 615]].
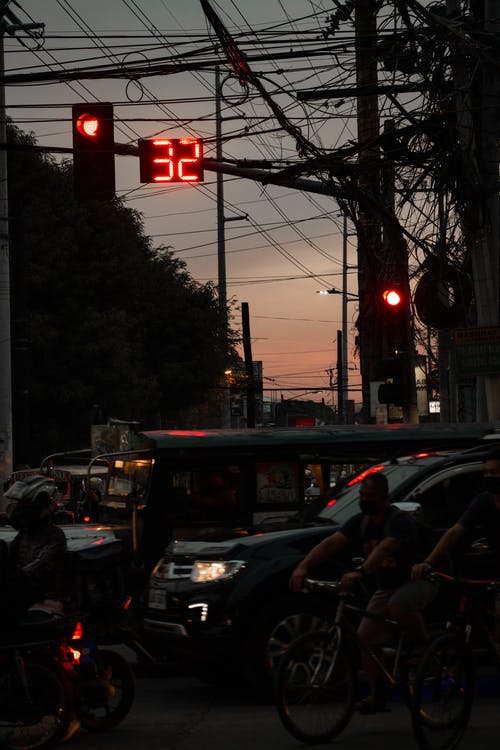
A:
[[317, 287, 358, 423]]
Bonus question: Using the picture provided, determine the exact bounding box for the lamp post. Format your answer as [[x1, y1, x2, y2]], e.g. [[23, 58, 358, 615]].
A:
[[317, 287, 358, 423]]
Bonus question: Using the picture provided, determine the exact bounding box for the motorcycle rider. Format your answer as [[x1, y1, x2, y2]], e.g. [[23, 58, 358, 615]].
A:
[[2, 475, 67, 620], [2, 474, 83, 740]]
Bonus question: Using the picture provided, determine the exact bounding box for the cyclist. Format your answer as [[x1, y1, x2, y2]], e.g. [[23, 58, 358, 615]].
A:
[[412, 446, 500, 648], [290, 472, 437, 713]]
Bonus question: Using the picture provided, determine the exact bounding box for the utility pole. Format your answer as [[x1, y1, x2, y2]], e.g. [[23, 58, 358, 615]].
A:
[[447, 0, 500, 421], [215, 67, 227, 318], [0, 12, 11, 481], [475, 0, 500, 420], [0, 3, 43, 479], [341, 215, 349, 421], [354, 0, 383, 421], [241, 302, 255, 428], [337, 330, 343, 423]]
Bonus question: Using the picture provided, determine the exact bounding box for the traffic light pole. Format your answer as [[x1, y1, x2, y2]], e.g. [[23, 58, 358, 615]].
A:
[[0, 19, 11, 479], [0, 4, 43, 478]]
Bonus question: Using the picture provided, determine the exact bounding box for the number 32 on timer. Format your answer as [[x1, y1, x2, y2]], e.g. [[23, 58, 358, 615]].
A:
[[139, 138, 204, 183]]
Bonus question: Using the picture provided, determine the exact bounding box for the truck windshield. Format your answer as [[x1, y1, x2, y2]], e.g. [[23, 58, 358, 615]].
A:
[[317, 463, 425, 526]]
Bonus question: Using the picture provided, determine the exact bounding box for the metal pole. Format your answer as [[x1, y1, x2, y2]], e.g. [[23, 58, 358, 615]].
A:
[[215, 67, 227, 314], [342, 215, 348, 421], [337, 330, 343, 423], [0, 17, 12, 479]]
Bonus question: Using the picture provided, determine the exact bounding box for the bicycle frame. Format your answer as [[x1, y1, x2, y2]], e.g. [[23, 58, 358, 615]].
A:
[[430, 571, 500, 663], [307, 579, 407, 691]]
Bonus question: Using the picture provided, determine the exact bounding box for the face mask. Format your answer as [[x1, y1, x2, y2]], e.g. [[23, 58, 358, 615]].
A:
[[482, 476, 500, 494], [359, 500, 379, 516]]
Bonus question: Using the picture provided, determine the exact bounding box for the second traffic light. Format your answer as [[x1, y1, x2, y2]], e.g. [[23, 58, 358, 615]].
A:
[[381, 285, 409, 355], [72, 103, 115, 201]]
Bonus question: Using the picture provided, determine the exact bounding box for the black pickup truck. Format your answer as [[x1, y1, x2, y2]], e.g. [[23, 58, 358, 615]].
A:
[[142, 447, 498, 693]]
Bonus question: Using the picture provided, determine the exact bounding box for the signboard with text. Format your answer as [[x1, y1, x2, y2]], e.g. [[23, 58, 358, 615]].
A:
[[453, 326, 500, 377]]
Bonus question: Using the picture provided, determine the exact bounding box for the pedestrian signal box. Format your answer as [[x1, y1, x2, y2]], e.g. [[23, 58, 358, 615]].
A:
[[139, 138, 204, 183]]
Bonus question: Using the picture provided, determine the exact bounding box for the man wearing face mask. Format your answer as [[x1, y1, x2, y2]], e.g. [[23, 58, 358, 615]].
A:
[[290, 471, 436, 713], [412, 447, 500, 647]]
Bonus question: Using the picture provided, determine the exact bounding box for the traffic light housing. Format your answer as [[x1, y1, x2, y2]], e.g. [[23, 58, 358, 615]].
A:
[[377, 283, 413, 406], [381, 285, 408, 355], [72, 103, 115, 200], [378, 357, 409, 405]]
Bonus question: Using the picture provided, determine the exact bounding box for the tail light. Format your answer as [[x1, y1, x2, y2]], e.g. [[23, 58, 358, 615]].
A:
[[71, 621, 83, 640]]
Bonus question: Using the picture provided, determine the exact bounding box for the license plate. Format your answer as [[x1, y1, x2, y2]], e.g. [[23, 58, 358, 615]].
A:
[[148, 588, 167, 610]]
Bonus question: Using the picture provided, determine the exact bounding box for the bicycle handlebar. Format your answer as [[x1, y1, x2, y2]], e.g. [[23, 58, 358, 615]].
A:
[[304, 577, 340, 593], [427, 569, 500, 592]]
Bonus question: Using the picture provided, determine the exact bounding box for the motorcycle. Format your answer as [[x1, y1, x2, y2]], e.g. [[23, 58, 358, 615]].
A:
[[0, 615, 72, 750], [59, 597, 138, 732]]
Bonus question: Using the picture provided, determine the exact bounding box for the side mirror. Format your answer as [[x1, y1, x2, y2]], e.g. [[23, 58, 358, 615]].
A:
[[393, 500, 423, 517]]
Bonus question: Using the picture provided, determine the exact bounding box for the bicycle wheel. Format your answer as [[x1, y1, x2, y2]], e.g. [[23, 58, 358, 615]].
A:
[[0, 661, 71, 750], [274, 629, 356, 744], [77, 649, 135, 731], [411, 632, 474, 750]]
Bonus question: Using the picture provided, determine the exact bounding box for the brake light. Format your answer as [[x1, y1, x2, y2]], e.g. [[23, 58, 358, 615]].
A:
[[347, 464, 385, 487], [71, 621, 83, 640]]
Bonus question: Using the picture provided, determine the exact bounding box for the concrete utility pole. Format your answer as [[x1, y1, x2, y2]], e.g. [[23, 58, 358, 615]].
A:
[[475, 0, 500, 420], [215, 67, 227, 317], [447, 0, 500, 421], [0, 13, 11, 481], [0, 3, 43, 479], [354, 0, 384, 420]]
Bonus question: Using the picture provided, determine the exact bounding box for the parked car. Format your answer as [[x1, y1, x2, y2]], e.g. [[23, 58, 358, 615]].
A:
[[142, 443, 499, 692]]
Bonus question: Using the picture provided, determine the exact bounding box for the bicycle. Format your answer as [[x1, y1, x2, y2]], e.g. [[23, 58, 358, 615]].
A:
[[411, 570, 500, 750], [274, 577, 416, 745]]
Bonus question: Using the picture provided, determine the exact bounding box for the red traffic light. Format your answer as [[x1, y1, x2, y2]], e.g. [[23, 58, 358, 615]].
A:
[[75, 113, 101, 138], [382, 288, 402, 307], [72, 103, 115, 201]]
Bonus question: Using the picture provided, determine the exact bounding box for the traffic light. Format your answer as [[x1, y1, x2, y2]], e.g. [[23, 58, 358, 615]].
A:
[[378, 356, 407, 405], [378, 283, 413, 405], [138, 138, 204, 183], [381, 284, 409, 355], [72, 103, 115, 200]]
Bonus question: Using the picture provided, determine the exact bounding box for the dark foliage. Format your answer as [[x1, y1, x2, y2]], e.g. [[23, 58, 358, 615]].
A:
[[7, 124, 232, 464]]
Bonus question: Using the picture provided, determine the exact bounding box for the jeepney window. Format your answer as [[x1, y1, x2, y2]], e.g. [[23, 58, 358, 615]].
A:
[[169, 466, 240, 523], [106, 458, 153, 507], [256, 461, 300, 505]]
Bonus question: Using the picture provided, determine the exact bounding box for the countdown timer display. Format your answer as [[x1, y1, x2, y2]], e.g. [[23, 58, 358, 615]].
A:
[[139, 138, 204, 183]]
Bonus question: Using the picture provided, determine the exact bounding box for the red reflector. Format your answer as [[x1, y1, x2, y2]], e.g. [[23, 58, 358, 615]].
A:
[[326, 498, 337, 507], [72, 622, 83, 640], [347, 464, 385, 487]]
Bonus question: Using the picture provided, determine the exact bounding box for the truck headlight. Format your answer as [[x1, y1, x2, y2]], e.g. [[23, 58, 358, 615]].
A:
[[151, 560, 170, 579], [191, 560, 245, 583]]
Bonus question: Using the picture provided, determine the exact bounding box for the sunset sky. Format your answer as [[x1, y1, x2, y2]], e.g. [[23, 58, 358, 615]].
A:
[[5, 1, 363, 408]]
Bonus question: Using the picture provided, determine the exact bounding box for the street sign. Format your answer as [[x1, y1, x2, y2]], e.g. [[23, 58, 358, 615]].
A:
[[453, 326, 500, 377]]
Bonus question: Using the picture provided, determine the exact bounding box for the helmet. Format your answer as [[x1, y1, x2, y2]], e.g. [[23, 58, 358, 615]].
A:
[[89, 476, 103, 492], [4, 475, 57, 529]]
